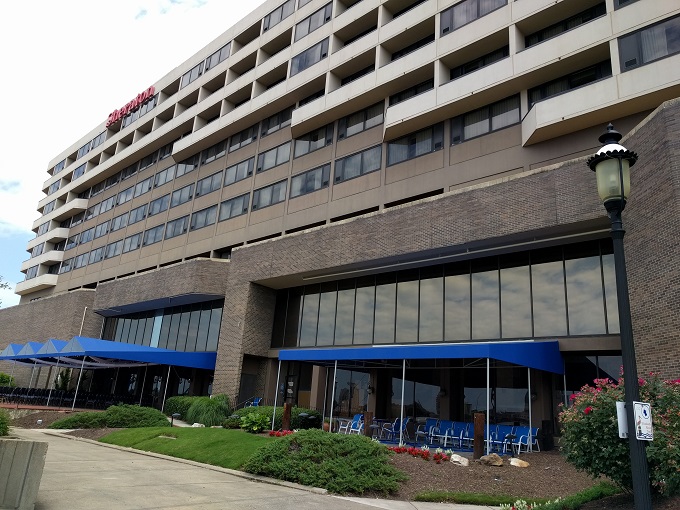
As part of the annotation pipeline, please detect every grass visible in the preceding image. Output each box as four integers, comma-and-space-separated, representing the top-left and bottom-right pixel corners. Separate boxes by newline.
100, 427, 274, 470
415, 481, 620, 508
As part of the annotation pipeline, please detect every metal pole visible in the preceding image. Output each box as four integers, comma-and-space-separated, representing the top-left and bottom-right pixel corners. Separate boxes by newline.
46, 359, 60, 407
28, 362, 36, 389
322, 367, 329, 424
161, 366, 171, 413
399, 359, 406, 446
528, 367, 533, 453
563, 361, 568, 407
72, 358, 86, 411
608, 204, 652, 509
329, 360, 338, 432
486, 358, 490, 456
271, 360, 282, 431
139, 366, 148, 406
79, 306, 88, 336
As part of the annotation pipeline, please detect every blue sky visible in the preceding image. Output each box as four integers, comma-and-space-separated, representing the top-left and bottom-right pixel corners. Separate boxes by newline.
0, 0, 267, 307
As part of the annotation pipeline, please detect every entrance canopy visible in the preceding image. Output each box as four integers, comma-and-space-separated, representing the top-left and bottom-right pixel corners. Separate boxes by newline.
0, 336, 216, 370
279, 340, 564, 374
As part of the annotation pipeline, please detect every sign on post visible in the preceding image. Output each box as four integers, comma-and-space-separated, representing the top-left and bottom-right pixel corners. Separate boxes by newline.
634, 401, 653, 441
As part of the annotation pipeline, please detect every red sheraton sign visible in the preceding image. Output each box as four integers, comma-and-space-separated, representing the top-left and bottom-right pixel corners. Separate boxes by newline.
106, 86, 155, 127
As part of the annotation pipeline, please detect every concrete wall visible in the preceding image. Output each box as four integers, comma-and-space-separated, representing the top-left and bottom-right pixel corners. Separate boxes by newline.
0, 439, 48, 510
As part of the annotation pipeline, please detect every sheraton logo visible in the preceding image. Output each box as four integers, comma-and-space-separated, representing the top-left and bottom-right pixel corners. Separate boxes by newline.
106, 86, 155, 127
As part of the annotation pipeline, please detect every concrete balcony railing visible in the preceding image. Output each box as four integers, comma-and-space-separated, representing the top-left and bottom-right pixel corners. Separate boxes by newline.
15, 274, 59, 295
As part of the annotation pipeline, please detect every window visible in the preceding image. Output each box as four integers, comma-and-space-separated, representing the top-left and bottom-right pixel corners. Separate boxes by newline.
299, 89, 324, 106
252, 180, 287, 210
48, 180, 60, 195
263, 0, 295, 32
261, 106, 293, 136
25, 265, 39, 280
129, 204, 147, 224
73, 253, 88, 269
334, 145, 382, 183
65, 234, 79, 251
290, 38, 329, 76
165, 216, 189, 239
387, 124, 443, 166
441, 0, 506, 35
53, 160, 65, 175
100, 196, 115, 214
525, 3, 606, 47
80, 227, 95, 244
155, 165, 176, 188
138, 152, 157, 171
77, 141, 91, 160
171, 184, 194, 207
290, 164, 330, 198
451, 95, 520, 144
615, 0, 639, 8
180, 61, 204, 89
117, 186, 134, 205
91, 131, 106, 150
105, 173, 121, 190
175, 155, 199, 178
94, 221, 109, 239
48, 264, 60, 275
122, 232, 142, 253
391, 34, 435, 61
389, 79, 433, 106
338, 102, 384, 139
105, 240, 123, 259
121, 162, 138, 180
143, 224, 165, 246
158, 141, 173, 160
110, 212, 129, 232
294, 125, 333, 158
228, 125, 258, 152
529, 61, 612, 106
36, 221, 50, 236
71, 212, 84, 227
43, 200, 56, 214
31, 243, 44, 258
295, 3, 332, 41
201, 140, 228, 165
219, 194, 250, 221
196, 171, 223, 197
85, 202, 101, 221
90, 180, 105, 197
190, 205, 218, 230
450, 45, 509, 80
205, 42, 231, 71
89, 247, 105, 264
224, 158, 254, 186
619, 15, 680, 71
73, 164, 86, 179
340, 65, 374, 87
148, 194, 170, 216
59, 258, 73, 274
134, 177, 153, 198
392, 0, 427, 18
257, 142, 291, 172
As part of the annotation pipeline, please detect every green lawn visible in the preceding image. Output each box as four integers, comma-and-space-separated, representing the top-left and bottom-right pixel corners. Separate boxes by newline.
100, 427, 274, 470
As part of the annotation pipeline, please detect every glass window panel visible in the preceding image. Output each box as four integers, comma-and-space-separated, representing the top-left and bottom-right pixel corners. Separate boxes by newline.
500, 254, 532, 338
175, 310, 192, 351
445, 263, 471, 341
374, 274, 396, 344
335, 280, 355, 345
602, 253, 619, 334
284, 288, 303, 347
353, 276, 375, 345
472, 258, 499, 339
464, 108, 489, 139
532, 248, 567, 336
206, 306, 223, 351
185, 309, 201, 352
300, 285, 320, 346
157, 314, 172, 350
419, 268, 443, 342
316, 282, 337, 346
396, 270, 419, 343
195, 306, 211, 352
565, 249, 607, 335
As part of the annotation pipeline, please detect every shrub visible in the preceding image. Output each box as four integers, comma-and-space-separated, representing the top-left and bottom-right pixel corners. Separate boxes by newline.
241, 412, 270, 433
0, 372, 15, 387
0, 408, 9, 436
48, 404, 169, 429
229, 406, 321, 430
186, 396, 231, 427
243, 429, 406, 494
559, 373, 680, 495
223, 416, 242, 429
164, 396, 195, 418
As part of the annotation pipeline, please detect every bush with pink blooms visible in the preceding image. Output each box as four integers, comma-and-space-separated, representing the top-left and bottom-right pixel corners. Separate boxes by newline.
559, 373, 680, 495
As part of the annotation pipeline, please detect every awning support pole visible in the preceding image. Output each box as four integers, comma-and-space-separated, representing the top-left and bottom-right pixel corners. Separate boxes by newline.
161, 365, 171, 413
563, 361, 568, 407
112, 367, 120, 395
46, 359, 60, 407
322, 367, 329, 424
28, 362, 37, 389
399, 359, 406, 446
486, 358, 490, 456
528, 367, 533, 453
271, 360, 282, 431
79, 306, 88, 336
329, 360, 338, 432
139, 366, 148, 406
72, 357, 86, 411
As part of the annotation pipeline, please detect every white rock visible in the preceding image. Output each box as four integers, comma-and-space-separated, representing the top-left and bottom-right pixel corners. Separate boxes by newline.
191, 422, 205, 427
510, 457, 530, 468
450, 454, 469, 466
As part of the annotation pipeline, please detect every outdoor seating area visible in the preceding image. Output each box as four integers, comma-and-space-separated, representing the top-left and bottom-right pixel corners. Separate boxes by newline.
333, 414, 539, 455
0, 385, 153, 409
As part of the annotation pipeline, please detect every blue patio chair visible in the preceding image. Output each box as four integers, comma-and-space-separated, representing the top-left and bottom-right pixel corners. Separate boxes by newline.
513, 426, 540, 453
382, 417, 411, 442
248, 397, 262, 407
348, 415, 365, 435
490, 424, 516, 453
431, 419, 453, 445
415, 418, 439, 444
445, 421, 469, 449
338, 413, 363, 434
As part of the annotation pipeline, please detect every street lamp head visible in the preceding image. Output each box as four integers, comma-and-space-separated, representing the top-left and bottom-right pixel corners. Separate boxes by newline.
587, 124, 638, 211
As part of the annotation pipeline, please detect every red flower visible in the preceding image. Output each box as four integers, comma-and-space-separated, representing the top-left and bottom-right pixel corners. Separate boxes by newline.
584, 406, 593, 415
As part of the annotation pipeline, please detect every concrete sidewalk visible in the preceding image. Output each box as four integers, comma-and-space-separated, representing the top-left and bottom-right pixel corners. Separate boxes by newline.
10, 428, 496, 510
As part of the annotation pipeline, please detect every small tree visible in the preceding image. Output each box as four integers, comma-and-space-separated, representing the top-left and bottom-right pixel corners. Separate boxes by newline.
0, 372, 15, 387
55, 369, 72, 390
560, 373, 680, 495
0, 275, 9, 306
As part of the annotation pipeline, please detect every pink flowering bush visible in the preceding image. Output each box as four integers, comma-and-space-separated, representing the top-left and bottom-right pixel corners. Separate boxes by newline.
559, 373, 680, 495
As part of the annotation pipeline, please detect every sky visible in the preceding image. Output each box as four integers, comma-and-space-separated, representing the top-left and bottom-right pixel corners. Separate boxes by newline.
0, 0, 268, 308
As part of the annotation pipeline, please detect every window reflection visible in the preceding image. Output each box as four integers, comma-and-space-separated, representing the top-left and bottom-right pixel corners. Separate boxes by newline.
445, 263, 471, 341
419, 267, 443, 342
317, 282, 337, 346
500, 255, 531, 338
472, 258, 499, 340
532, 247, 567, 337
300, 285, 320, 346
396, 270, 419, 343
374, 273, 396, 343
354, 276, 375, 344
335, 280, 355, 345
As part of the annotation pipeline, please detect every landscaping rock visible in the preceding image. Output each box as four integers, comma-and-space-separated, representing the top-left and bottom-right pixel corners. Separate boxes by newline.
450, 454, 469, 466
191, 423, 205, 427
479, 453, 503, 466
510, 458, 530, 468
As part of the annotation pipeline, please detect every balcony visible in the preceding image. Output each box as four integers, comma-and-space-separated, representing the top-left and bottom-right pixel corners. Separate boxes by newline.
21, 250, 65, 272
15, 274, 59, 296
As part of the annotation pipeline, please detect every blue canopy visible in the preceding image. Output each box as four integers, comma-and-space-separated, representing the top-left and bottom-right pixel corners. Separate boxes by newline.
37, 339, 68, 355
15, 342, 45, 359
0, 343, 23, 358
279, 340, 564, 374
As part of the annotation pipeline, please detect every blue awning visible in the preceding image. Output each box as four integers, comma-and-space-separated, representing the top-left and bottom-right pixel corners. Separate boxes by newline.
0, 343, 23, 358
279, 340, 564, 374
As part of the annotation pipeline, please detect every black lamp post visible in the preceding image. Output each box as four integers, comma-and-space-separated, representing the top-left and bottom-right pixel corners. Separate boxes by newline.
587, 124, 651, 510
